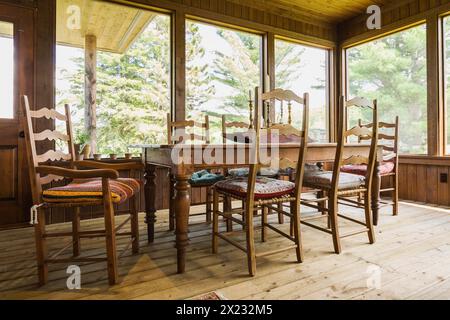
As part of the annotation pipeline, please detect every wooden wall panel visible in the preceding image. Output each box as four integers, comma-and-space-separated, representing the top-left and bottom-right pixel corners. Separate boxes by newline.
339, 0, 450, 45
119, 0, 337, 45
0, 148, 17, 200
396, 161, 450, 206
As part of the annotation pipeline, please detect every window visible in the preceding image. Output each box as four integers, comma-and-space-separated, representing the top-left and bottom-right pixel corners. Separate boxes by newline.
275, 39, 329, 142
56, 0, 171, 155
346, 24, 427, 154
444, 16, 450, 154
0, 21, 14, 119
186, 20, 262, 143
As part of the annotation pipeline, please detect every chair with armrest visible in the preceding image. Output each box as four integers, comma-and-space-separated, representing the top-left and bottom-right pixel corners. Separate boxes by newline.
22, 95, 143, 286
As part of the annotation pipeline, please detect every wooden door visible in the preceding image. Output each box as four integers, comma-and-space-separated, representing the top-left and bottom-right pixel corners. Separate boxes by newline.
0, 4, 34, 228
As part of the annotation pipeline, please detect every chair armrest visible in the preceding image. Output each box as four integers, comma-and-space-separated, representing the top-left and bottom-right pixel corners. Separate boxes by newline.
73, 160, 145, 171
37, 165, 119, 180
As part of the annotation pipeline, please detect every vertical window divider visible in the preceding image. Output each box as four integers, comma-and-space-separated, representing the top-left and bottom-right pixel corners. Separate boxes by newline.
427, 13, 444, 156
173, 9, 186, 122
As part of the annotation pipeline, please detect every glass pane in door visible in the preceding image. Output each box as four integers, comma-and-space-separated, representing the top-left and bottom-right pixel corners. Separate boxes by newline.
0, 21, 14, 119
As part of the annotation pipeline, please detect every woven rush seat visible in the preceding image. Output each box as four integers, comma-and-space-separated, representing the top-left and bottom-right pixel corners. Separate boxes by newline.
303, 171, 365, 191
189, 170, 224, 186
341, 162, 395, 176
215, 176, 295, 200
42, 178, 140, 204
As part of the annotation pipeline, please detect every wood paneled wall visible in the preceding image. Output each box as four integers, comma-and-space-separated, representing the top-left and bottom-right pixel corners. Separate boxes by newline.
121, 0, 337, 45
397, 160, 450, 206
339, 0, 450, 44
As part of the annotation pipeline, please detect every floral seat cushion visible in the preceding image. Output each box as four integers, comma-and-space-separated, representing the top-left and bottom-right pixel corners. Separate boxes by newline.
228, 168, 279, 178
341, 162, 395, 176
303, 171, 365, 190
215, 176, 295, 199
42, 178, 140, 204
189, 170, 224, 186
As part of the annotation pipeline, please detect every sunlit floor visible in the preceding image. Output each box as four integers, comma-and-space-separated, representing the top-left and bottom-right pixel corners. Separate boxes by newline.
0, 201, 450, 300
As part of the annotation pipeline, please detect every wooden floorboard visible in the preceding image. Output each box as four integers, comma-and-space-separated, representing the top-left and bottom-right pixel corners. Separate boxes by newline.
0, 202, 449, 300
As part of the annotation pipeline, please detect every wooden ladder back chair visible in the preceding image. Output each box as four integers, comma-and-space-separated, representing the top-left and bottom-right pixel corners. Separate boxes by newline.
166, 113, 223, 231
167, 113, 210, 145
343, 117, 399, 220
22, 95, 143, 286
302, 96, 378, 254
212, 87, 309, 276
221, 115, 250, 144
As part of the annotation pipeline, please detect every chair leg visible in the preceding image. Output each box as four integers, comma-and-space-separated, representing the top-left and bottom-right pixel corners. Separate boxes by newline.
328, 197, 341, 254
35, 208, 48, 286
277, 203, 284, 224
290, 218, 294, 237
72, 207, 81, 257
225, 196, 233, 232
206, 187, 212, 224
103, 179, 118, 285
261, 206, 268, 242
364, 191, 376, 244
245, 202, 256, 277
318, 191, 325, 215
169, 174, 175, 231
291, 200, 304, 263
357, 192, 363, 203
130, 195, 139, 254
212, 189, 219, 254
393, 174, 399, 216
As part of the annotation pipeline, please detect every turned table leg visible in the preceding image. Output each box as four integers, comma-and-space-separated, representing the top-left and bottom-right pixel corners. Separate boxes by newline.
174, 174, 191, 274
371, 163, 381, 226
145, 164, 157, 243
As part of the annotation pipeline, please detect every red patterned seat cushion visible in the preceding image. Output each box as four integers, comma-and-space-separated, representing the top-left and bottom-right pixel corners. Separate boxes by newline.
215, 177, 295, 199
42, 178, 140, 204
341, 162, 395, 176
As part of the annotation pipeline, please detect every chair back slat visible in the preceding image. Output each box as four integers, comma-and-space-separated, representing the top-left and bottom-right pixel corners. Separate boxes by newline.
34, 129, 70, 142
379, 133, 395, 140
29, 108, 67, 121
266, 123, 304, 138
223, 120, 249, 129
346, 97, 372, 108
383, 145, 395, 152
36, 150, 72, 163
221, 115, 250, 144
261, 88, 304, 105
345, 126, 373, 139
39, 174, 65, 186
22, 95, 76, 203
167, 113, 210, 144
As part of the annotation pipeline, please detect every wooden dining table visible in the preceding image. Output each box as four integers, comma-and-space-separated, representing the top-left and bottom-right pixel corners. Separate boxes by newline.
138, 143, 383, 274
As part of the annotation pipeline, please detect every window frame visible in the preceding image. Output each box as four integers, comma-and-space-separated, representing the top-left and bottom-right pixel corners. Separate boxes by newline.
273, 36, 332, 142
343, 22, 429, 156
184, 16, 265, 132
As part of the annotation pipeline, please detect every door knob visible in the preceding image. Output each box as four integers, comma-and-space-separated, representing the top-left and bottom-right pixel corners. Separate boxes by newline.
19, 131, 25, 138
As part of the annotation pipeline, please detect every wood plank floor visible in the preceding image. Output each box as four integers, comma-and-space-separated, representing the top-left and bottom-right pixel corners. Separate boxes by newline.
0, 201, 449, 300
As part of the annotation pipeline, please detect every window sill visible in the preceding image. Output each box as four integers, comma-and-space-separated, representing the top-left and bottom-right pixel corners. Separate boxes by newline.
399, 155, 450, 166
